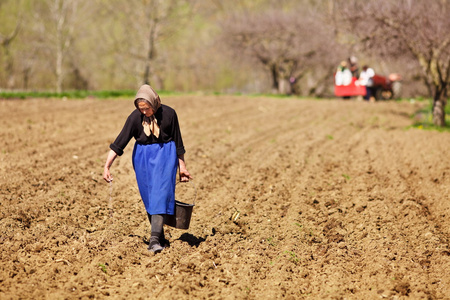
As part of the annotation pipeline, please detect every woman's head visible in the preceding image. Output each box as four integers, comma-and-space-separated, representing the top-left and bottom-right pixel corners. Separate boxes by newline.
134, 84, 161, 116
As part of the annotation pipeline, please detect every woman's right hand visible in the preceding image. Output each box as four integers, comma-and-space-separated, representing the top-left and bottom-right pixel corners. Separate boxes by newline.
103, 150, 118, 183
103, 167, 113, 183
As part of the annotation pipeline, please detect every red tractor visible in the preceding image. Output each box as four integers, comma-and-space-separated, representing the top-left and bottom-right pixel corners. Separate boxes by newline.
334, 73, 402, 100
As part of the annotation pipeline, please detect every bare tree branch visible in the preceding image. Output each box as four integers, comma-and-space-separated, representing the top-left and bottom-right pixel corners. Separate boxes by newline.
337, 0, 450, 126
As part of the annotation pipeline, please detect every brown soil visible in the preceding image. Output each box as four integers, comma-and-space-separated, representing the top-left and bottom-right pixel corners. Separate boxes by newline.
1, 96, 449, 299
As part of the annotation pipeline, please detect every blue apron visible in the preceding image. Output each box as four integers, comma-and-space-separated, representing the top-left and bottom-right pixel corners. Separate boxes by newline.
132, 141, 178, 215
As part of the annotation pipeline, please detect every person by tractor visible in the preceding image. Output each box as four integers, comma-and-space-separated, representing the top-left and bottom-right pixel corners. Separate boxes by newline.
335, 61, 352, 86
348, 56, 360, 78
358, 65, 375, 101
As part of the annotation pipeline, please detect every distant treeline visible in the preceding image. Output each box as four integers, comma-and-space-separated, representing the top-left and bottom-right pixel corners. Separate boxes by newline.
0, 90, 137, 100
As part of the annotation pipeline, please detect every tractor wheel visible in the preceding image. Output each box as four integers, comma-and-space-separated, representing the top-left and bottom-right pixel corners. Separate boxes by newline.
374, 88, 384, 100
375, 86, 394, 100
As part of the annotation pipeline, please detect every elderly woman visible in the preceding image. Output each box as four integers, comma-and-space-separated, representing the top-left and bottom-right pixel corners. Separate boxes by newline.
103, 84, 192, 253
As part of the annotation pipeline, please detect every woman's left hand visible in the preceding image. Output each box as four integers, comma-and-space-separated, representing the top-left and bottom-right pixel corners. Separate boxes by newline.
179, 168, 193, 182
178, 154, 192, 182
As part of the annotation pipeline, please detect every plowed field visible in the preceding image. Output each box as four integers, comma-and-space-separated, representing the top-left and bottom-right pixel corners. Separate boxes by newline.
1, 96, 449, 299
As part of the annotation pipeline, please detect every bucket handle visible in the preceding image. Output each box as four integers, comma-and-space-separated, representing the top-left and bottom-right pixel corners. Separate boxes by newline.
175, 180, 197, 205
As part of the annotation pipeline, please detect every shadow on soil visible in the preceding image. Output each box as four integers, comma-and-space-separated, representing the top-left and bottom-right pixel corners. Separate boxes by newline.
178, 233, 206, 247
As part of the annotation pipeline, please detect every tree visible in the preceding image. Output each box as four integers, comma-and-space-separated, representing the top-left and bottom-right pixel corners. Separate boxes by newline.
221, 4, 344, 95
337, 0, 450, 126
0, 21, 20, 89
104, 0, 194, 88
0, 0, 22, 89
31, 0, 84, 92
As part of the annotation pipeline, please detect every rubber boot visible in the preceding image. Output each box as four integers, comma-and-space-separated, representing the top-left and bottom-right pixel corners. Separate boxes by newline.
148, 213, 169, 247
148, 236, 164, 253
148, 214, 165, 253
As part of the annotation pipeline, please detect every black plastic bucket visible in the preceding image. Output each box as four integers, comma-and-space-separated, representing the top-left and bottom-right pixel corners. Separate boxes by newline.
165, 181, 196, 230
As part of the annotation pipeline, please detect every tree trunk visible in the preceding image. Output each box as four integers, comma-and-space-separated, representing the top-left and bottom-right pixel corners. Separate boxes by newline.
143, 28, 154, 85
0, 20, 20, 90
56, 43, 63, 93
270, 64, 279, 93
143, 64, 150, 85
23, 66, 31, 90
278, 78, 291, 95
143, 5, 158, 85
143, 29, 156, 85
4, 45, 15, 89
433, 95, 446, 127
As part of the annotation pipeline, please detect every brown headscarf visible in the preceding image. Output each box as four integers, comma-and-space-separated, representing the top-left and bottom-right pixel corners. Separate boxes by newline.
134, 84, 161, 138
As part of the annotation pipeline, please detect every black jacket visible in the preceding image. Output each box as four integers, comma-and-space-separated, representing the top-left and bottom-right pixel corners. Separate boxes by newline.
110, 104, 185, 156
